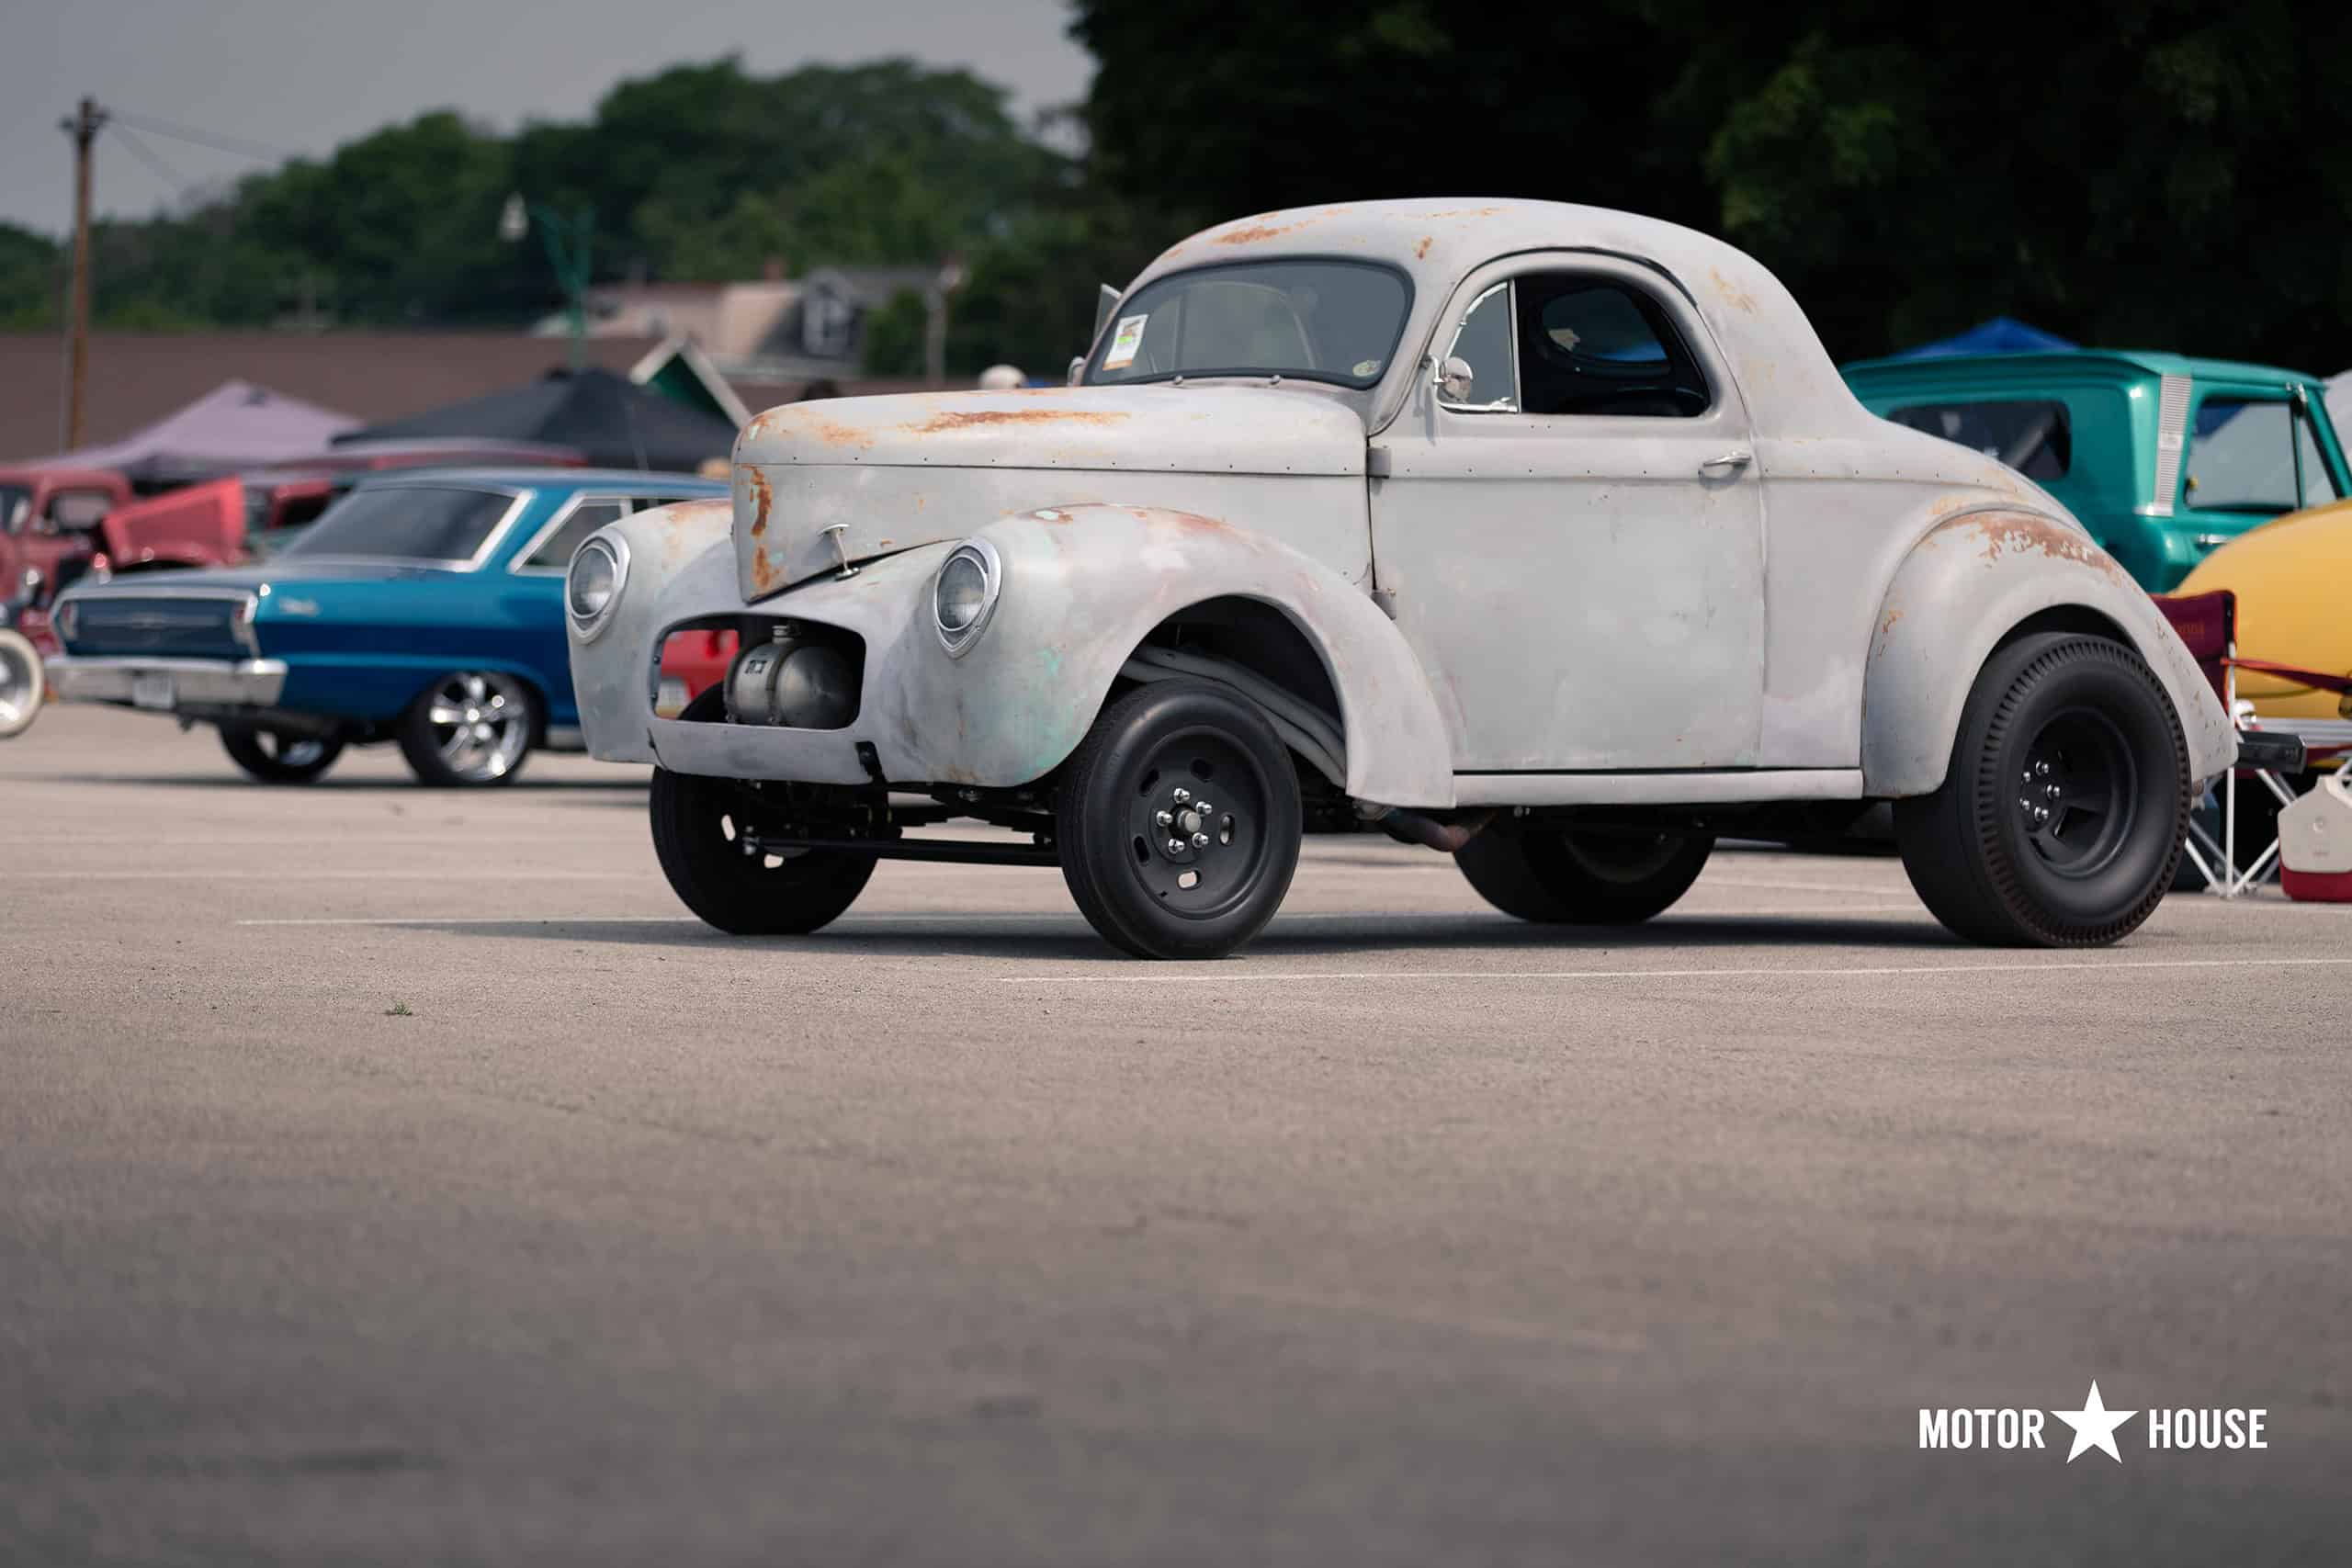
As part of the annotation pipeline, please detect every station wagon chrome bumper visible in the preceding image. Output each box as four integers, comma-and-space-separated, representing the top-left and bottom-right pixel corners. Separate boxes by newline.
44, 655, 288, 709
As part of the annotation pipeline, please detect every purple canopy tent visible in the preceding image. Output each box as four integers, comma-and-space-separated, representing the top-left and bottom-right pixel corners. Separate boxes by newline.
17, 380, 357, 488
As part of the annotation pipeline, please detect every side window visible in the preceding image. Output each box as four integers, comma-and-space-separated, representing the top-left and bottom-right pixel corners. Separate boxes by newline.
1514, 275, 1709, 418
1437, 282, 1518, 412
2186, 399, 2301, 513
1887, 400, 2072, 479
524, 497, 629, 570
49, 490, 114, 529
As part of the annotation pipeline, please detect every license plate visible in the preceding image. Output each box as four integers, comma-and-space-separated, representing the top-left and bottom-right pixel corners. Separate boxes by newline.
130, 672, 175, 711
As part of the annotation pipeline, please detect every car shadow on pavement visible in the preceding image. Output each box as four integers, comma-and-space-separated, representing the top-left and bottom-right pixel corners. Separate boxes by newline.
408, 909, 1958, 960
45, 773, 646, 794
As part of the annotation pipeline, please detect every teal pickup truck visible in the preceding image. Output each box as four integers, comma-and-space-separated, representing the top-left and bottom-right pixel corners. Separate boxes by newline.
1844, 350, 2351, 591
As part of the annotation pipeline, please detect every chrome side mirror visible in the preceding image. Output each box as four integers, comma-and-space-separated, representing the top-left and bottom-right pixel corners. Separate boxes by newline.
1437, 355, 1476, 402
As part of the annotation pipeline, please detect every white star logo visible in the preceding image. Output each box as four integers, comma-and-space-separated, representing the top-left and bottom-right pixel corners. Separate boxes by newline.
2052, 1381, 2136, 1463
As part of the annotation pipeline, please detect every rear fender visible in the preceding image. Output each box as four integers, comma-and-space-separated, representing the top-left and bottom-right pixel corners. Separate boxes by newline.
1862, 508, 2234, 795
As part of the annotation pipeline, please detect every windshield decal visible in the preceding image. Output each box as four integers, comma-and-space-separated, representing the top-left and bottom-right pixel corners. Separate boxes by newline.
1103, 313, 1149, 369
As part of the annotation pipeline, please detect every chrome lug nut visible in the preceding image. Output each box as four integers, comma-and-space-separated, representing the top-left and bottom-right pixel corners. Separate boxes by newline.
1155, 808, 1174, 828
1192, 831, 1210, 849
1171, 787, 1191, 804
1166, 837, 1185, 855
1193, 801, 1213, 817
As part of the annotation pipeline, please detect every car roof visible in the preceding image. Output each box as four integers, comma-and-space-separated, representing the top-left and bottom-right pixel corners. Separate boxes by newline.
1842, 348, 2328, 388
351, 468, 729, 491
1128, 197, 1871, 443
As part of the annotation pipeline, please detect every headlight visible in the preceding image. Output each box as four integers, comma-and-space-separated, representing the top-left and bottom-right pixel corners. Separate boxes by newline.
568, 535, 628, 638
52, 597, 77, 643
933, 539, 1001, 657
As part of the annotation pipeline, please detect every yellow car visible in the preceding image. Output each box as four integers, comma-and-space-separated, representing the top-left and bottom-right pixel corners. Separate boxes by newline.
2177, 495, 2352, 728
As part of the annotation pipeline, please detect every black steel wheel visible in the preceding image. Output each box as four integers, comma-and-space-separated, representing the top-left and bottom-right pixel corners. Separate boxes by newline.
1896, 633, 2188, 945
219, 725, 345, 784
1455, 824, 1713, 923
1057, 680, 1303, 959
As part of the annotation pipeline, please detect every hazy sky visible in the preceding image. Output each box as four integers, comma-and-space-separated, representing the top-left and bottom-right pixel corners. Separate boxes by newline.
0, 0, 1095, 236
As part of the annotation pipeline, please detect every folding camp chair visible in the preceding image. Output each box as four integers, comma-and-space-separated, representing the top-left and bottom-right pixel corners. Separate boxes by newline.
2154, 590, 2344, 896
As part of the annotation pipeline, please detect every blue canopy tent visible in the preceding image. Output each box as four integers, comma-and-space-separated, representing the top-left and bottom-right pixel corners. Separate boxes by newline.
1892, 318, 2077, 358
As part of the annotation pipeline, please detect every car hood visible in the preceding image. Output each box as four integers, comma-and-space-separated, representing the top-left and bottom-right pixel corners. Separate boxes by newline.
730, 384, 1366, 599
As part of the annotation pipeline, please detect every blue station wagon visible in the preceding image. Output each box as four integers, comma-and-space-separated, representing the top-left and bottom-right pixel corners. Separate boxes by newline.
45, 469, 728, 785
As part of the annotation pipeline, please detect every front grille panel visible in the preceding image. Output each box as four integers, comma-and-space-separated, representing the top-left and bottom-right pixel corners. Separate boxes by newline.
68, 596, 247, 659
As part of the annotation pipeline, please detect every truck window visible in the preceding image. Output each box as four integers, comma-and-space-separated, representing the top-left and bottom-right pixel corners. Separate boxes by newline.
1886, 400, 2071, 479
49, 490, 115, 529
2187, 399, 2307, 513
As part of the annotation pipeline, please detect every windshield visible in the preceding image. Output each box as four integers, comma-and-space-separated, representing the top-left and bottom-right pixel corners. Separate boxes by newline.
1085, 260, 1411, 389
277, 485, 517, 563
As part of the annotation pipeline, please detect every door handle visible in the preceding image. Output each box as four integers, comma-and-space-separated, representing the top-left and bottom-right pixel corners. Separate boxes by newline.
1699, 449, 1753, 476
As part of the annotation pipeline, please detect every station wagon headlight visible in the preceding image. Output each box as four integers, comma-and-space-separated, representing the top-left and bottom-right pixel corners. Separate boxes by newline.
568, 534, 628, 638
933, 539, 1001, 657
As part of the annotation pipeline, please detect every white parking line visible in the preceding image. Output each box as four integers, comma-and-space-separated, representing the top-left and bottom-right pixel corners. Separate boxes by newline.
234, 903, 1923, 929
27, 870, 648, 881
1000, 955, 2352, 985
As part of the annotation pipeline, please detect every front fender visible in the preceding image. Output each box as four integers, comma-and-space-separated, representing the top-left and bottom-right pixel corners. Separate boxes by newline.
1861, 509, 2234, 795
926, 505, 1452, 802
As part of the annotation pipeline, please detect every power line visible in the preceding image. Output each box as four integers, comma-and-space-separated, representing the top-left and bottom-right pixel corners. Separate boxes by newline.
106, 108, 294, 164
106, 122, 193, 198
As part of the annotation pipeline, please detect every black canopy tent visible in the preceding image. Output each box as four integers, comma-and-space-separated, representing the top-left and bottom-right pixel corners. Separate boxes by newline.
332, 367, 738, 472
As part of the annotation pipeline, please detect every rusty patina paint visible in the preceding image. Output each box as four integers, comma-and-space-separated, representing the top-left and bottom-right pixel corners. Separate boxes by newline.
1413, 235, 1434, 259
904, 409, 1134, 434
1956, 511, 2128, 582
749, 543, 777, 596
1213, 219, 1305, 246
1708, 267, 1758, 314
744, 468, 774, 537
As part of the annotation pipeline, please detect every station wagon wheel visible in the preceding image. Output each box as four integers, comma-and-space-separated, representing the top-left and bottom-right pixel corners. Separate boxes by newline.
1455, 823, 1714, 924
1896, 633, 2188, 946
395, 671, 537, 787
0, 627, 43, 739
219, 725, 345, 784
1057, 679, 1303, 960
648, 690, 876, 935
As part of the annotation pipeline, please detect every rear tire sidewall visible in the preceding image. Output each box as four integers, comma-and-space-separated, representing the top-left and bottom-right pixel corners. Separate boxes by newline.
1456, 825, 1713, 924
1057, 681, 1303, 960
1898, 634, 2188, 945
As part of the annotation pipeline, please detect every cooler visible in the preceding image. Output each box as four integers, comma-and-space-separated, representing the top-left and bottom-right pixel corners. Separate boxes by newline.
2278, 770, 2352, 903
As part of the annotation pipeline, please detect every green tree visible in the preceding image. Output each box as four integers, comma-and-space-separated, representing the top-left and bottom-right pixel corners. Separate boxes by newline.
1069, 0, 2352, 367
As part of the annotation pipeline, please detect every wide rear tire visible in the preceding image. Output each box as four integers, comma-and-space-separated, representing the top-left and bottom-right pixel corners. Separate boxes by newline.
1455, 825, 1713, 923
1895, 633, 2188, 945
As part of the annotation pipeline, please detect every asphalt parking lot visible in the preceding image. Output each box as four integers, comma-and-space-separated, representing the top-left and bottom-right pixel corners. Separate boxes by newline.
6, 705, 2349, 1565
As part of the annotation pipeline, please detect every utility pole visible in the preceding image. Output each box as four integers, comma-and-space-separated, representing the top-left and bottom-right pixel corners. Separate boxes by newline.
59, 96, 107, 449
